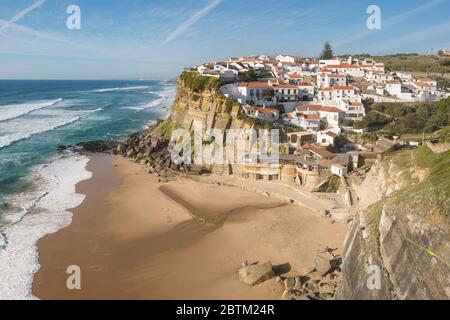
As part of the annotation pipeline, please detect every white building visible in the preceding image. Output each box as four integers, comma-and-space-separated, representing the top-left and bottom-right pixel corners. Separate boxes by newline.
317, 73, 347, 89
337, 99, 366, 120
317, 131, 338, 146
319, 59, 341, 69
385, 81, 414, 100
319, 106, 346, 128
276, 54, 298, 64
237, 81, 272, 105
272, 83, 299, 102
255, 108, 279, 122
331, 164, 348, 177
318, 86, 357, 101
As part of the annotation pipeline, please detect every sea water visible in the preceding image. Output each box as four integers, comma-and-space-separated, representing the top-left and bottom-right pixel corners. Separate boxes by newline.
0, 80, 175, 299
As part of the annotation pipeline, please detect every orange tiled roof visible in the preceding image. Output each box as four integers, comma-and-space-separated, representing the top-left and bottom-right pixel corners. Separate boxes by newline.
325, 131, 338, 138
297, 105, 323, 112
238, 81, 269, 88
321, 106, 345, 113
257, 108, 278, 114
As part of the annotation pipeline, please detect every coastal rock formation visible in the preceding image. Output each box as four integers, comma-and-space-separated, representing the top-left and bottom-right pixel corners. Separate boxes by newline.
280, 257, 343, 300
58, 140, 120, 154
337, 147, 450, 300
238, 262, 275, 287
314, 255, 332, 276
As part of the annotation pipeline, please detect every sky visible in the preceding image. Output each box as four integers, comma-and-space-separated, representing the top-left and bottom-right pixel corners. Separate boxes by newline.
0, 0, 450, 80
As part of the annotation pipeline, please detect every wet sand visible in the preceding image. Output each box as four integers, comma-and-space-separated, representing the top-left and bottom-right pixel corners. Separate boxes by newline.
33, 155, 347, 300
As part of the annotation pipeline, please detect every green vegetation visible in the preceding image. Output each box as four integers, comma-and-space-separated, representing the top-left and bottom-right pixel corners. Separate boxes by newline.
366, 200, 385, 242
353, 110, 391, 129
154, 117, 179, 140
180, 71, 220, 93
435, 76, 450, 91
320, 41, 334, 60
315, 175, 341, 193
374, 98, 450, 134
355, 54, 450, 75
225, 97, 240, 114
366, 146, 450, 242
241, 69, 273, 81
435, 127, 450, 143
348, 98, 450, 135
377, 146, 449, 230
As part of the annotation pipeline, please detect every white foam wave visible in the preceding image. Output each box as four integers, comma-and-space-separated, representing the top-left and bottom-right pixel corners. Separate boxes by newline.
87, 107, 103, 113
0, 154, 92, 300
0, 99, 63, 123
138, 97, 167, 111
92, 86, 149, 93
0, 116, 81, 149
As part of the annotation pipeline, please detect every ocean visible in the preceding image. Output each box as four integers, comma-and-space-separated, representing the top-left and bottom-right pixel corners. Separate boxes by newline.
0, 80, 175, 299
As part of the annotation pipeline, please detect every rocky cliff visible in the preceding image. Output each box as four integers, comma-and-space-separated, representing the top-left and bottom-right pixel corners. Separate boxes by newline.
337, 146, 450, 299
117, 72, 281, 175
117, 72, 450, 300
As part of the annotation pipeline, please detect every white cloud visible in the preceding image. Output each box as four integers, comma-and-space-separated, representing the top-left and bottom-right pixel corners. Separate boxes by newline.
160, 0, 223, 46
0, 0, 46, 33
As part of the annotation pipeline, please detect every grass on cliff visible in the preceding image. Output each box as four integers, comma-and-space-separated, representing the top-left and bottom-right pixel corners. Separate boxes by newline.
315, 175, 341, 193
180, 71, 221, 93
367, 146, 450, 242
154, 117, 181, 140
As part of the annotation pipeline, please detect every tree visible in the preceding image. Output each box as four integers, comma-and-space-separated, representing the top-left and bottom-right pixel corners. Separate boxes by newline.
262, 88, 275, 102
243, 69, 258, 82
320, 41, 334, 60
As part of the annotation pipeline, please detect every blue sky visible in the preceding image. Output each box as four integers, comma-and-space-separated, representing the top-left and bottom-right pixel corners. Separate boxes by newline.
1, 0, 450, 80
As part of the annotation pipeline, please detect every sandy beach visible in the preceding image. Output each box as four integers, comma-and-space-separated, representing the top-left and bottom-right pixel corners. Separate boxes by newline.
33, 155, 347, 300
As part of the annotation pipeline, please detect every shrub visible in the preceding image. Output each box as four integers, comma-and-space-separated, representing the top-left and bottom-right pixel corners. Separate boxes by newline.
180, 71, 220, 93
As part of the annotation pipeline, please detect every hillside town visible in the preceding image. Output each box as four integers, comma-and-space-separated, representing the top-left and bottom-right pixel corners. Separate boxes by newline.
181, 47, 450, 198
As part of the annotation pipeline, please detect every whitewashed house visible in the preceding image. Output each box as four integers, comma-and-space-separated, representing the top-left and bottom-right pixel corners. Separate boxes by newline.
337, 99, 366, 119
255, 108, 279, 122
385, 81, 414, 100
319, 59, 341, 69
318, 86, 357, 101
331, 164, 348, 177
317, 131, 338, 146
317, 73, 347, 89
319, 106, 346, 128
237, 81, 272, 105
276, 54, 297, 64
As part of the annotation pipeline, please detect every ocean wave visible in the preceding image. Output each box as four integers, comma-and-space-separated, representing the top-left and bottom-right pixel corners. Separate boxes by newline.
0, 116, 81, 150
0, 154, 92, 300
138, 96, 167, 111
0, 99, 63, 123
92, 86, 149, 93
87, 107, 103, 113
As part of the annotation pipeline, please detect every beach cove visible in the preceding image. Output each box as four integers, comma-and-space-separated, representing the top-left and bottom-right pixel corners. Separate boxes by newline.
32, 154, 347, 300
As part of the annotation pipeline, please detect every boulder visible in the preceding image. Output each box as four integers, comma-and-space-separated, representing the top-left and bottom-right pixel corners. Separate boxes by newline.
238, 262, 274, 287
315, 255, 332, 276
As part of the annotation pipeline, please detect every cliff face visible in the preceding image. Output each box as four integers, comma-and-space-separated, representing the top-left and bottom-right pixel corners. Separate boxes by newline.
167, 73, 251, 135
337, 147, 450, 300
118, 73, 254, 177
